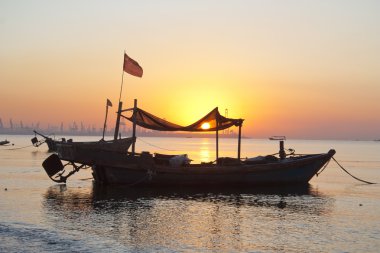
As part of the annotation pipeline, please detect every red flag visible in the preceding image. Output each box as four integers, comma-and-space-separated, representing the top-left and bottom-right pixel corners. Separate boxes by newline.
123, 53, 143, 77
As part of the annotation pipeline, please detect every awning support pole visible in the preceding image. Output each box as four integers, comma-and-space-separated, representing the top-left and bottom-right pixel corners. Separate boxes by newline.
113, 101, 123, 140
237, 123, 242, 160
132, 99, 137, 155
216, 110, 219, 164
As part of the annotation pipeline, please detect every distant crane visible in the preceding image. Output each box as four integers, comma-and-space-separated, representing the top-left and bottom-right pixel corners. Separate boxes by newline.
71, 121, 78, 131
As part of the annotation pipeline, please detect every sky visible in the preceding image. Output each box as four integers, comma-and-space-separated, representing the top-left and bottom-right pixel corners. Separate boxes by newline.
1, 0, 379, 140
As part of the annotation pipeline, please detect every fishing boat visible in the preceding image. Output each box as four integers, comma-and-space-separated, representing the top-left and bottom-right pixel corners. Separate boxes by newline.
0, 139, 10, 146
86, 150, 335, 186
42, 99, 336, 186
55, 137, 135, 164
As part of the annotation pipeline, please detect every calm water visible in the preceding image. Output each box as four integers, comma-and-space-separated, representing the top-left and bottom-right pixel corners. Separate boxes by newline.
1, 135, 380, 252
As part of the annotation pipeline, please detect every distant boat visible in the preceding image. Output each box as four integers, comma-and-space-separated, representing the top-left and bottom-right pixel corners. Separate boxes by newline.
269, 136, 286, 141
0, 139, 10, 146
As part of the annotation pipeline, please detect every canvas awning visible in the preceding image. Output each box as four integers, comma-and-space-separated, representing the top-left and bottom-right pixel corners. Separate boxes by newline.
122, 107, 243, 132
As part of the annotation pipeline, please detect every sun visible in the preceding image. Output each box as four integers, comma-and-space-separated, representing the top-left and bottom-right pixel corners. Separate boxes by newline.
201, 122, 211, 130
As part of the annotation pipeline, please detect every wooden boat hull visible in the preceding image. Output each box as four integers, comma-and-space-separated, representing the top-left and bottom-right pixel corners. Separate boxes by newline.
45, 138, 59, 152
91, 149, 335, 186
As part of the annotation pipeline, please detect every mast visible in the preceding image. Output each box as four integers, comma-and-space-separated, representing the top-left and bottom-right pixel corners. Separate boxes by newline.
113, 101, 122, 140
131, 99, 137, 155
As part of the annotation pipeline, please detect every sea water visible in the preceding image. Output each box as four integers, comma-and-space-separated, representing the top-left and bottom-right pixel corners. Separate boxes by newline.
1, 135, 380, 252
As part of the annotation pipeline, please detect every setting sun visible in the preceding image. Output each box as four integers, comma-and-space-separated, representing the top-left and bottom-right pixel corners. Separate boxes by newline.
201, 122, 211, 130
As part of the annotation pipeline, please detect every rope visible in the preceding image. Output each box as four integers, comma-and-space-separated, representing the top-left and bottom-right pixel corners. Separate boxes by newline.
316, 159, 330, 177
137, 137, 178, 151
2, 144, 34, 150
332, 157, 376, 184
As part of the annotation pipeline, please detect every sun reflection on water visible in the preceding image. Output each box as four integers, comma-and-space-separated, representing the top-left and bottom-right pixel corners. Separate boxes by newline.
199, 139, 212, 162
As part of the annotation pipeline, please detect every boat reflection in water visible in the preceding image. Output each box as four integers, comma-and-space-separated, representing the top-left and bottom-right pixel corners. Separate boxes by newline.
43, 184, 333, 252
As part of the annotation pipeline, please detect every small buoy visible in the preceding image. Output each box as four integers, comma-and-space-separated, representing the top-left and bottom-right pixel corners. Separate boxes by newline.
4, 188, 7, 191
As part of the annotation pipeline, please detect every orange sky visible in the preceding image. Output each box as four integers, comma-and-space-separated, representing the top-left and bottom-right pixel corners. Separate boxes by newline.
1, 1, 379, 139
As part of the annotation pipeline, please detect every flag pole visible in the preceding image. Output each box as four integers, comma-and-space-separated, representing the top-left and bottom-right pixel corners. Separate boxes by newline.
114, 51, 125, 140
118, 50, 126, 103
114, 51, 142, 140
216, 108, 219, 164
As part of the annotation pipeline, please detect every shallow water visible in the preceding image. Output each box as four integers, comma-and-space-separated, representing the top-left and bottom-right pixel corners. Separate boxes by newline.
1, 135, 380, 252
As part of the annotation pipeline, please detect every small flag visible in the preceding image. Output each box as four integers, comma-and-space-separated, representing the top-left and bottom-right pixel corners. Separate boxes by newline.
107, 99, 112, 107
123, 53, 143, 77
